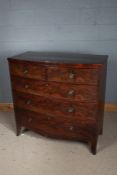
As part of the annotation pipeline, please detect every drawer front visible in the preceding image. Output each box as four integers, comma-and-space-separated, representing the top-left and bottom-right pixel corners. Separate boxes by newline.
13, 92, 98, 120
15, 108, 97, 140
9, 61, 46, 80
48, 67, 99, 84
12, 77, 98, 102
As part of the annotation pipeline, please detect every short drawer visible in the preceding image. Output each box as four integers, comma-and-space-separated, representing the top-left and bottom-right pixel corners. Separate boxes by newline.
48, 67, 99, 85
13, 92, 98, 121
12, 77, 98, 102
15, 108, 97, 140
9, 61, 46, 80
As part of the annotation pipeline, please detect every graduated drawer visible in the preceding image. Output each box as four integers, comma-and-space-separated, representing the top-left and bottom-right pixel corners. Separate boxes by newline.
13, 91, 98, 120
15, 108, 97, 140
12, 77, 98, 102
9, 61, 46, 80
48, 67, 99, 85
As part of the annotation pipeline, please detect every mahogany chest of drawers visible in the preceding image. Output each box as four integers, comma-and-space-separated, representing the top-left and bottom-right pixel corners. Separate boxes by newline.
8, 52, 108, 154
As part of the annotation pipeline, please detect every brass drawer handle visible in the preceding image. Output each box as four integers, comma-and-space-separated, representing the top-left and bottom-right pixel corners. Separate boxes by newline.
26, 100, 32, 105
28, 117, 32, 122
69, 72, 75, 79
69, 126, 74, 131
23, 69, 28, 74
68, 106, 75, 113
24, 84, 29, 89
68, 89, 75, 97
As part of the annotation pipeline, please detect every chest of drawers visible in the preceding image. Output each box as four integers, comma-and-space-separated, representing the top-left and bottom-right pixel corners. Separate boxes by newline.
8, 52, 108, 154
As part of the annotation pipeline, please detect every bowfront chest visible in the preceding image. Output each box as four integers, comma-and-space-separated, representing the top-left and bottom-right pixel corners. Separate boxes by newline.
8, 52, 108, 154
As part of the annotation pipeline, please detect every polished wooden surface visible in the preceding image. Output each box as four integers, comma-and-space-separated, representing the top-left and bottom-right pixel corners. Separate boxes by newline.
13, 91, 98, 121
48, 67, 99, 84
1, 103, 117, 112
8, 51, 107, 64
9, 61, 46, 80
11, 76, 98, 102
8, 52, 108, 155
15, 108, 97, 141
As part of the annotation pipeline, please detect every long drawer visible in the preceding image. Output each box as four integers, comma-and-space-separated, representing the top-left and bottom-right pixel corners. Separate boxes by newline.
13, 91, 98, 121
15, 108, 97, 140
11, 77, 98, 102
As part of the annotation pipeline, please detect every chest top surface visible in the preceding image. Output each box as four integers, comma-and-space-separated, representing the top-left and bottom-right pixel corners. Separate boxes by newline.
8, 52, 108, 65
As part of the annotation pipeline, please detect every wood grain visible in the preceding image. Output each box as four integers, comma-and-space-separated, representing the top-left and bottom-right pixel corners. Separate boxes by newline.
1, 103, 116, 112
48, 67, 99, 85
11, 76, 98, 102
13, 91, 98, 121
8, 52, 108, 154
9, 61, 46, 80
15, 108, 97, 141
0, 103, 13, 111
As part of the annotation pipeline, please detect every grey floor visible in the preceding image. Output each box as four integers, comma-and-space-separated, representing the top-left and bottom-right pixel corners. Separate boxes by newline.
0, 111, 117, 175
